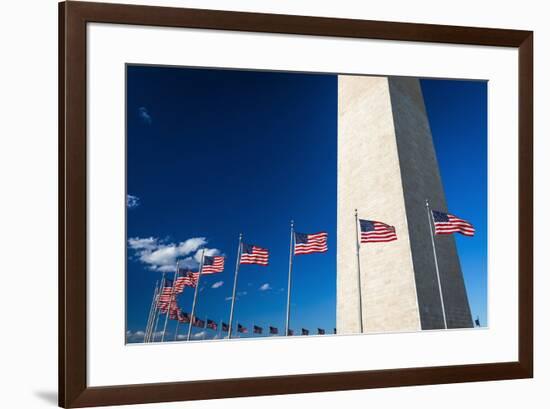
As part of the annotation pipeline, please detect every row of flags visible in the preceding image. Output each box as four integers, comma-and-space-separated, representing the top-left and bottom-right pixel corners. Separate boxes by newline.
160, 310, 333, 337
144, 206, 475, 342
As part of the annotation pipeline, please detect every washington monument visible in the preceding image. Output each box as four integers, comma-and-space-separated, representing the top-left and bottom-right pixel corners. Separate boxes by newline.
337, 75, 473, 334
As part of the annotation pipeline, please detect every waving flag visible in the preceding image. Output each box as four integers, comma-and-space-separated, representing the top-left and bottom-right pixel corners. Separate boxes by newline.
202, 256, 225, 274
432, 210, 475, 236
240, 243, 269, 266
317, 328, 325, 335
237, 324, 248, 334
174, 276, 195, 293
157, 279, 175, 310
269, 326, 278, 335
287, 329, 294, 336
169, 306, 179, 320
206, 319, 218, 330
294, 231, 328, 255
222, 322, 229, 332
359, 219, 397, 243
301, 328, 309, 336
253, 325, 263, 334
188, 272, 200, 284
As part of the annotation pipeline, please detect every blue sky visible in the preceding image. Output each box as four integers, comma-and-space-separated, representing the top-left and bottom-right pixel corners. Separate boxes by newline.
126, 66, 487, 343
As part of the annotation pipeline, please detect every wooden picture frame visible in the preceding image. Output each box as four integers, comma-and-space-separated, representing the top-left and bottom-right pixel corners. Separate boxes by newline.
59, 1, 533, 407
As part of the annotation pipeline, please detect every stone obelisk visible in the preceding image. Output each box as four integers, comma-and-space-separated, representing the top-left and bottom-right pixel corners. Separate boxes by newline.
336, 76, 473, 334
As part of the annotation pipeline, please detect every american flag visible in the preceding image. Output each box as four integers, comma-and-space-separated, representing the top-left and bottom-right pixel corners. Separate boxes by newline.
177, 310, 190, 323
240, 243, 269, 266
188, 272, 200, 285
157, 279, 175, 310
269, 326, 278, 335
193, 317, 205, 328
174, 276, 194, 293
301, 328, 309, 336
169, 306, 179, 320
432, 210, 475, 236
206, 319, 218, 330
359, 219, 397, 243
222, 322, 229, 332
237, 324, 248, 334
202, 256, 225, 274
253, 325, 263, 334
287, 329, 294, 336
294, 231, 328, 255
317, 328, 325, 335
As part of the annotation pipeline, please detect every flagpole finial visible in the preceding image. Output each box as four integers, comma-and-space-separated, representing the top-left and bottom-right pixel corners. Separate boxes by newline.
425, 199, 430, 208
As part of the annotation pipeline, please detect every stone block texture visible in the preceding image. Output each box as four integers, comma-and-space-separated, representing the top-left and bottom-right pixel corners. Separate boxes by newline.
337, 75, 473, 334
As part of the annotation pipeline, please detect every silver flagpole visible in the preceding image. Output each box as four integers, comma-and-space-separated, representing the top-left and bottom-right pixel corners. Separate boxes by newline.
187, 250, 206, 341
161, 261, 179, 342
173, 319, 180, 341
144, 280, 159, 342
426, 199, 448, 329
285, 220, 294, 336
354, 209, 364, 333
228, 234, 243, 339
150, 272, 166, 342
143, 281, 156, 342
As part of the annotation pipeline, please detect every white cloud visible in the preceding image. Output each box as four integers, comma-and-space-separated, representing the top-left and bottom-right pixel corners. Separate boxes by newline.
259, 283, 271, 291
193, 247, 221, 262
138, 106, 152, 124
127, 194, 140, 208
126, 330, 146, 342
128, 237, 158, 250
128, 236, 221, 272
225, 291, 248, 301
211, 281, 224, 289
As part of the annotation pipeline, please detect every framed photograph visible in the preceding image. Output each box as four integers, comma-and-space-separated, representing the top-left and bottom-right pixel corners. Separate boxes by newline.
59, 1, 533, 407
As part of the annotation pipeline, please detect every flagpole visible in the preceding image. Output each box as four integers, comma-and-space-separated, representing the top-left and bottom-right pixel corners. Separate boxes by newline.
161, 261, 179, 342
187, 250, 206, 341
354, 209, 364, 333
143, 281, 156, 342
173, 318, 180, 341
172, 269, 186, 341
426, 199, 448, 329
228, 234, 242, 339
144, 280, 159, 343
285, 220, 294, 336
150, 272, 166, 342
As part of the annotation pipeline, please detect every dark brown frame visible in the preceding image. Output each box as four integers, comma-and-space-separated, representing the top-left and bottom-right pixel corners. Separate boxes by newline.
59, 1, 533, 407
